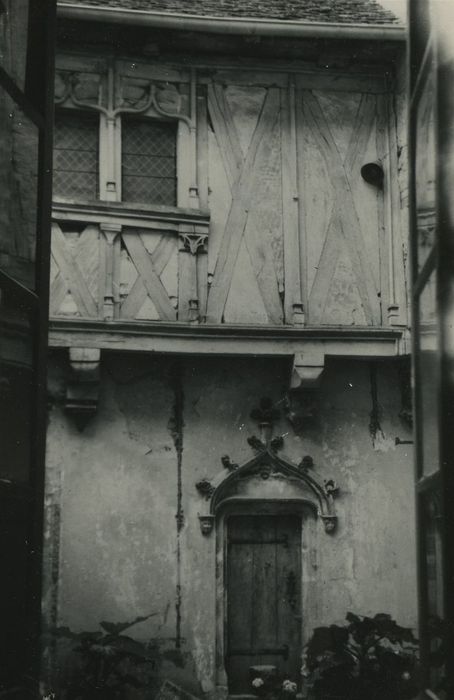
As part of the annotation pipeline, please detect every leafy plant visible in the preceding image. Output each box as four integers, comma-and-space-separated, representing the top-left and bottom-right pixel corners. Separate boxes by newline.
301, 612, 419, 700
49, 613, 159, 699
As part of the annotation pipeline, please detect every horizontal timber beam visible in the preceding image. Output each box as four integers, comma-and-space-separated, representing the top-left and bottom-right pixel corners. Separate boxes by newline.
49, 319, 408, 358
53, 201, 210, 233
57, 4, 406, 42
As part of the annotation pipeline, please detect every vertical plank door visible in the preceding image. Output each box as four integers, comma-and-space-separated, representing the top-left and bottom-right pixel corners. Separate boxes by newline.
226, 515, 302, 694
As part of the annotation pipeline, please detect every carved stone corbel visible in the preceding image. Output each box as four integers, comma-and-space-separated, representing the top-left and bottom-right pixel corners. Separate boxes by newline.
321, 515, 337, 533
178, 224, 208, 255
286, 352, 325, 429
65, 347, 101, 431
198, 514, 215, 536
290, 351, 325, 390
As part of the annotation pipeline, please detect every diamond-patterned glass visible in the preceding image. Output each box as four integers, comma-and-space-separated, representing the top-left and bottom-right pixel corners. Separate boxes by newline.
53, 111, 99, 200
122, 154, 175, 179
122, 119, 176, 205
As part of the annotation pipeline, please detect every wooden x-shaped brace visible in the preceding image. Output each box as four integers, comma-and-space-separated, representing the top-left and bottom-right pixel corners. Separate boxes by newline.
303, 91, 382, 325
206, 85, 283, 324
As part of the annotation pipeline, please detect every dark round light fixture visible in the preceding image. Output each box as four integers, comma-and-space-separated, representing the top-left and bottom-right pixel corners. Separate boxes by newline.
361, 161, 384, 189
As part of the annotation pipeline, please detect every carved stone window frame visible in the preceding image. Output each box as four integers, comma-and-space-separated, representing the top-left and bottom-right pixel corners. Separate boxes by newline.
54, 54, 199, 210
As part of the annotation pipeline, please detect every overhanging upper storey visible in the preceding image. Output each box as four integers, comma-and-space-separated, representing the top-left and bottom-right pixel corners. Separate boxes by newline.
49, 3, 409, 365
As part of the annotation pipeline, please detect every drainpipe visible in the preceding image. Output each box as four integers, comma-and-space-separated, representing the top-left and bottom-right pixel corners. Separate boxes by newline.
57, 3, 406, 41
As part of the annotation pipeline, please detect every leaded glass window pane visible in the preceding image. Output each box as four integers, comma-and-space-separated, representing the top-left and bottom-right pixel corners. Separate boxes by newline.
122, 118, 176, 206
53, 110, 99, 200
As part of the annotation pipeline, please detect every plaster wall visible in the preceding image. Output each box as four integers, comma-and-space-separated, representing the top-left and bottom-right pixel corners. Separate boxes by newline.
44, 353, 417, 696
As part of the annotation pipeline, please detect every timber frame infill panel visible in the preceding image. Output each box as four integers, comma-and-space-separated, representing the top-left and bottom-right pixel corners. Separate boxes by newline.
204, 75, 405, 327
50, 202, 209, 322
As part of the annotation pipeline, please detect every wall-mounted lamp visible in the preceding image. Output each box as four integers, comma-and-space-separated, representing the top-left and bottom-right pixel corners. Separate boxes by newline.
361, 161, 384, 189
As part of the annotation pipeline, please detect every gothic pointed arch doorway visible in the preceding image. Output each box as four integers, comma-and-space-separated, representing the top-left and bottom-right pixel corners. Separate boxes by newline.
214, 500, 318, 699
226, 510, 302, 694
195, 406, 340, 699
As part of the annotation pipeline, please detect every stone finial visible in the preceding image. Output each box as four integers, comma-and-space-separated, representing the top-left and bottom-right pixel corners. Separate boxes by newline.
195, 479, 215, 499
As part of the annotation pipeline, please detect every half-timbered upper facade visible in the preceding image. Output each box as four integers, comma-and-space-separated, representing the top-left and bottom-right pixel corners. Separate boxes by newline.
49, 0, 407, 390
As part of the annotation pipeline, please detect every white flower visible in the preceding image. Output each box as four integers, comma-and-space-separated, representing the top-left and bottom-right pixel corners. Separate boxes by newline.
282, 680, 297, 693
402, 671, 411, 681
252, 678, 265, 688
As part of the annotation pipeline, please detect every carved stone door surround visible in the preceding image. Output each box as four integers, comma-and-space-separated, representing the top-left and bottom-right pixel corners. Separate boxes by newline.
194, 397, 340, 700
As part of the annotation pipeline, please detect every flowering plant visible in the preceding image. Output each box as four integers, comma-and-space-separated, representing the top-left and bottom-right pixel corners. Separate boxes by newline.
301, 612, 419, 700
282, 680, 297, 693
251, 675, 298, 700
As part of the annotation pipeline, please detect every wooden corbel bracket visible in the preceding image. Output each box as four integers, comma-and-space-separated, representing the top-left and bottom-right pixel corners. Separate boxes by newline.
65, 347, 101, 431
178, 223, 208, 255
290, 351, 325, 391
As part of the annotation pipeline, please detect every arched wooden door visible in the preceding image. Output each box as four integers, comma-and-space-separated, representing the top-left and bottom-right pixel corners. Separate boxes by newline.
226, 514, 302, 694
